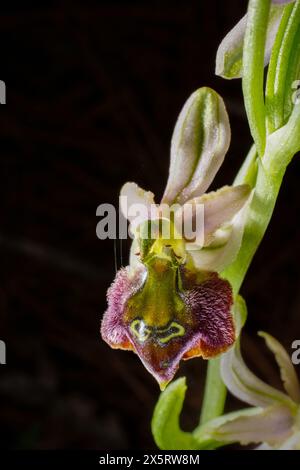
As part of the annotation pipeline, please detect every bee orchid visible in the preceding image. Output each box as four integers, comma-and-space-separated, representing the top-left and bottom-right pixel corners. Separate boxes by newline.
101, 87, 252, 389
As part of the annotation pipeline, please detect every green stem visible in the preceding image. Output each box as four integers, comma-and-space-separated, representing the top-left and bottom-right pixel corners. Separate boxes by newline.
242, 0, 271, 157
200, 357, 227, 425
223, 165, 283, 296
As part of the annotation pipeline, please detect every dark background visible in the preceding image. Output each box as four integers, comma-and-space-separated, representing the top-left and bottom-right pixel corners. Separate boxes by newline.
0, 0, 300, 450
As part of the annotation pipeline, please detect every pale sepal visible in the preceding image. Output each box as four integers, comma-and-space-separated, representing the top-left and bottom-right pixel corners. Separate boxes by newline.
186, 190, 253, 272
221, 342, 295, 408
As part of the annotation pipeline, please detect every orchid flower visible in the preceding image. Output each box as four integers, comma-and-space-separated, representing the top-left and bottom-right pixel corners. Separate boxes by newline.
101, 87, 251, 389
216, 0, 295, 80
98, 0, 300, 451
196, 333, 300, 449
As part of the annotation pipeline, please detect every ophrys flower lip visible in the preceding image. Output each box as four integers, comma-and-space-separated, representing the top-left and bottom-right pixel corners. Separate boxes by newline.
101, 255, 235, 389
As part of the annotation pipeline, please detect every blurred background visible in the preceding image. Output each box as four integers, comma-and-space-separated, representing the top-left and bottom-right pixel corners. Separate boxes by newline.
1, 0, 300, 450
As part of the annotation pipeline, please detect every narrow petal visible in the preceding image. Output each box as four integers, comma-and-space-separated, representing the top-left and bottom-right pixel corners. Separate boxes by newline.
161, 88, 230, 205
216, 5, 285, 79
175, 185, 251, 246
203, 405, 293, 446
259, 332, 300, 403
120, 182, 156, 224
221, 341, 294, 408
187, 190, 253, 272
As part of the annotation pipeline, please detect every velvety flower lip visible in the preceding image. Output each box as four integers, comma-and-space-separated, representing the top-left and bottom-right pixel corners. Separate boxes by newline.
101, 257, 234, 389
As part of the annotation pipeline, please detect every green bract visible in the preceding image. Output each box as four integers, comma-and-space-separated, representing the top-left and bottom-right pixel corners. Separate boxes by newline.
215, 1, 295, 81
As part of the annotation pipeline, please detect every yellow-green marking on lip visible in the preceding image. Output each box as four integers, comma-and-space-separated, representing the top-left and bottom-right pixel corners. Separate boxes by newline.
130, 319, 185, 345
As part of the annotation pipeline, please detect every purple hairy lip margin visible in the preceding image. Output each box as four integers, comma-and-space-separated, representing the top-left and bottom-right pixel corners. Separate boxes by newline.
101, 265, 235, 387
